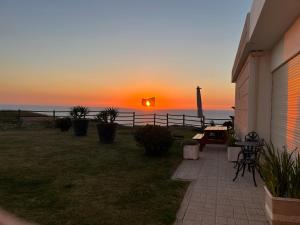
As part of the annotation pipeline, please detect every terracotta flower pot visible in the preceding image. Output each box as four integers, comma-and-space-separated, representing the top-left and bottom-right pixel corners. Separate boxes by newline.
265, 186, 300, 225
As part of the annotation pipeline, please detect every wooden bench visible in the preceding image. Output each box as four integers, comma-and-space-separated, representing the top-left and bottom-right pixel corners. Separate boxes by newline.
192, 133, 205, 151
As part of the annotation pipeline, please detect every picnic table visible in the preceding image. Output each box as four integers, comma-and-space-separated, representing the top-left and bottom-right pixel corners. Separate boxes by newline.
193, 126, 228, 151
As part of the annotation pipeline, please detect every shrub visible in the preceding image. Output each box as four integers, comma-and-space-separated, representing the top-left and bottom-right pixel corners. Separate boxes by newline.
56, 117, 72, 131
223, 120, 233, 129
260, 143, 300, 198
227, 129, 239, 146
70, 106, 89, 120
95, 108, 119, 124
134, 125, 173, 156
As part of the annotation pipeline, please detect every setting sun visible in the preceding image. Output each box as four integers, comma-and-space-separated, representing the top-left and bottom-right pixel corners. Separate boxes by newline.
141, 97, 155, 108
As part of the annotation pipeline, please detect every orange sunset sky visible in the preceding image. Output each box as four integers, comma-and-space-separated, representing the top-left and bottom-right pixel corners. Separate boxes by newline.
0, 1, 251, 110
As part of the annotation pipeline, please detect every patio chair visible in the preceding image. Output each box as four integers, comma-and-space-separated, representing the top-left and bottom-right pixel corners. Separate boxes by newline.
233, 132, 264, 186
234, 131, 260, 168
245, 131, 260, 142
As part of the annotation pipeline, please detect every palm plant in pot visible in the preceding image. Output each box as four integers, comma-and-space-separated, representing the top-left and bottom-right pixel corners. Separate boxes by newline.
70, 106, 89, 136
260, 143, 300, 225
95, 108, 118, 143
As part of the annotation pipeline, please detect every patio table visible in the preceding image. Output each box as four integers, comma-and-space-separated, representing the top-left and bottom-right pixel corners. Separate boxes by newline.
192, 126, 228, 151
204, 126, 228, 144
235, 141, 261, 147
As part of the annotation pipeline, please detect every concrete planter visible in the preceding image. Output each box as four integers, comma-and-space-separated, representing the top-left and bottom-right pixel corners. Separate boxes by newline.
227, 146, 241, 162
265, 186, 300, 225
183, 144, 199, 160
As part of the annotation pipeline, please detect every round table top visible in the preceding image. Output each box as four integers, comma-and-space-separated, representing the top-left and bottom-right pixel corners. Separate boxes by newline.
235, 141, 263, 147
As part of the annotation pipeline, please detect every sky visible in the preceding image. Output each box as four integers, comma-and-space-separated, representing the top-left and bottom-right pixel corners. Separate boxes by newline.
0, 0, 252, 110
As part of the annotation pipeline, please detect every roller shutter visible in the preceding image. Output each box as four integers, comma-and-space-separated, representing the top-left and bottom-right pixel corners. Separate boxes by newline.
271, 53, 300, 151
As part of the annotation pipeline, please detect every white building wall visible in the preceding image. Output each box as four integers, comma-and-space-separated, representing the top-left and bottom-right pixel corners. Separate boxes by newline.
254, 53, 272, 142
235, 16, 300, 143
271, 17, 300, 72
234, 53, 272, 141
249, 0, 266, 38
270, 17, 300, 153
234, 57, 251, 139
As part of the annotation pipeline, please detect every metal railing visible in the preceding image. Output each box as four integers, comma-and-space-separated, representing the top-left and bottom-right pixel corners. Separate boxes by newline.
0, 110, 232, 128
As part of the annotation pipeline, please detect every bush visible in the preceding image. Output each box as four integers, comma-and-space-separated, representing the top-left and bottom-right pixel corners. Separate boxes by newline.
95, 107, 118, 123
56, 117, 72, 132
260, 143, 300, 198
134, 125, 173, 156
70, 106, 89, 119
223, 120, 233, 129
227, 129, 239, 146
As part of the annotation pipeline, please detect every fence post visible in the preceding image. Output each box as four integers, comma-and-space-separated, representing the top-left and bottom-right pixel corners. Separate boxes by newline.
154, 113, 156, 126
166, 113, 169, 127
183, 114, 185, 127
132, 112, 135, 127
53, 110, 56, 120
17, 109, 21, 127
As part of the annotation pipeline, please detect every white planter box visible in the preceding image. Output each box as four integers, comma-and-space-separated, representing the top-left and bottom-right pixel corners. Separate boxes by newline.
265, 186, 300, 225
227, 146, 241, 162
183, 145, 199, 160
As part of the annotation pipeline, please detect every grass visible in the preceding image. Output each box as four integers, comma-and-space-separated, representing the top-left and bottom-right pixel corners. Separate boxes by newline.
0, 123, 194, 225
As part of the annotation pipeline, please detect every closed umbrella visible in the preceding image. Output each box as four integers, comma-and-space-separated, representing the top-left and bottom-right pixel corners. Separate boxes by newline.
196, 86, 203, 118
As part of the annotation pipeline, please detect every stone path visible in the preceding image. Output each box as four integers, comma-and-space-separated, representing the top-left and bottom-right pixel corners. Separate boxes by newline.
173, 145, 268, 225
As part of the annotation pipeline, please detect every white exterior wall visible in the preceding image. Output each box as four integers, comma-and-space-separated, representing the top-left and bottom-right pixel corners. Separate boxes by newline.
234, 53, 272, 142
271, 17, 300, 72
270, 17, 300, 153
233, 3, 300, 151
234, 57, 251, 139
249, 0, 266, 38
254, 53, 272, 141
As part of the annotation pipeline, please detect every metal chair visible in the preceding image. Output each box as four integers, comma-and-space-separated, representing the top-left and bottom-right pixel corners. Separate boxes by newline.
233, 132, 263, 186
245, 131, 260, 142
234, 131, 260, 168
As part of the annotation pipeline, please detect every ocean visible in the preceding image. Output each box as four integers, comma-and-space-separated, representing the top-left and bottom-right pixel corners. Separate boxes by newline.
0, 104, 234, 120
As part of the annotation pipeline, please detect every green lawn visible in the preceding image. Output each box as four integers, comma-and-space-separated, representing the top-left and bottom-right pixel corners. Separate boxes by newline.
0, 124, 193, 225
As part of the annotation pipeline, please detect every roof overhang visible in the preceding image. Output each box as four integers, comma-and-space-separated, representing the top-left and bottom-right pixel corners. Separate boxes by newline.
232, 0, 300, 82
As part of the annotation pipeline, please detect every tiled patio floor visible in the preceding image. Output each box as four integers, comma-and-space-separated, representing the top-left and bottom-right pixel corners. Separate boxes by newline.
172, 144, 269, 225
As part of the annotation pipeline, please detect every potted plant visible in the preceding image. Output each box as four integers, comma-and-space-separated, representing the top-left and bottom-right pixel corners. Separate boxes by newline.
260, 143, 300, 225
70, 106, 89, 136
134, 125, 173, 156
95, 108, 118, 143
182, 139, 199, 160
56, 117, 72, 132
227, 130, 241, 162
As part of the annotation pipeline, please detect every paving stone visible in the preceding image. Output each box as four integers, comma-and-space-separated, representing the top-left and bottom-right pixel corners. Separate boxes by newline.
173, 145, 267, 225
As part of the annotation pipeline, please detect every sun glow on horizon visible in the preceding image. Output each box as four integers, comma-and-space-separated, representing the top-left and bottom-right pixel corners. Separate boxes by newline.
0, 0, 251, 112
